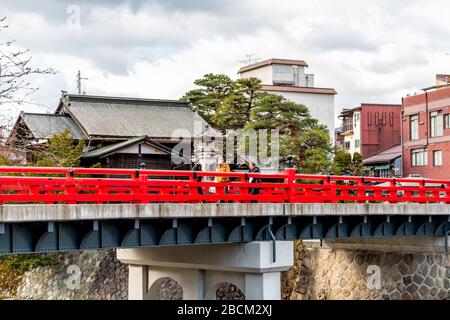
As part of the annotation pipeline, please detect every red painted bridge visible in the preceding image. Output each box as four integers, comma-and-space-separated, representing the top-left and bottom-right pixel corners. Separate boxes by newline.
0, 166, 449, 204
0, 166, 450, 255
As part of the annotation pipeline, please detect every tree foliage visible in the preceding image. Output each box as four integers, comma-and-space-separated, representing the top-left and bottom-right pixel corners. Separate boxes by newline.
182, 74, 264, 131
332, 149, 352, 175
181, 73, 234, 128
301, 148, 332, 174
182, 73, 333, 172
0, 154, 12, 166
0, 254, 57, 273
34, 128, 85, 167
350, 151, 370, 176
332, 150, 369, 176
247, 94, 332, 171
213, 78, 263, 130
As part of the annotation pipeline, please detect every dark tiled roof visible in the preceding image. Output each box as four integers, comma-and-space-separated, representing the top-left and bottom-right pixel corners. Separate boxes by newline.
60, 94, 219, 139
81, 136, 171, 159
363, 145, 402, 165
20, 113, 87, 140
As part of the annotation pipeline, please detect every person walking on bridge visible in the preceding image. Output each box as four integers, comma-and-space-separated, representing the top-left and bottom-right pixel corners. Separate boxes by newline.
192, 162, 203, 195
248, 162, 261, 196
214, 157, 231, 199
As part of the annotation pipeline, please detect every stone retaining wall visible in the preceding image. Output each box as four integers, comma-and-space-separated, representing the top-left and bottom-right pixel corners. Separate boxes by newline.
3, 250, 244, 300
3, 241, 449, 300
283, 241, 450, 300
15, 250, 127, 300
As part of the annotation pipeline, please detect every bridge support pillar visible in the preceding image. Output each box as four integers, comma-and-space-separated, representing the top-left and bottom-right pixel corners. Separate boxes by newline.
244, 272, 281, 300
117, 241, 293, 300
128, 265, 149, 300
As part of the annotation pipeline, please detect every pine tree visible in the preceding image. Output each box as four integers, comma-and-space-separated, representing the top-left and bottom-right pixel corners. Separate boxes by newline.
181, 73, 234, 127
247, 94, 332, 169
213, 78, 262, 130
332, 149, 352, 175
350, 152, 369, 176
182, 76, 333, 173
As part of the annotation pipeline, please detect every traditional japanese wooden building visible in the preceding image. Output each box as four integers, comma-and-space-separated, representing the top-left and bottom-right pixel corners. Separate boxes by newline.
7, 93, 219, 170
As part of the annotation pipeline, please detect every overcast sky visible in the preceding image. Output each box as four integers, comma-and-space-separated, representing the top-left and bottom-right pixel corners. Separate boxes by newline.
1, 0, 449, 127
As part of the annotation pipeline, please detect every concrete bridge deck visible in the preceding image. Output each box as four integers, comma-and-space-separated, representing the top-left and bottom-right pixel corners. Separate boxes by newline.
1, 202, 449, 222
1, 203, 449, 255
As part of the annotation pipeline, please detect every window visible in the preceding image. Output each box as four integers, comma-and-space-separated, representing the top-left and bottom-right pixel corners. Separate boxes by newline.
345, 141, 350, 150
433, 150, 442, 166
273, 64, 292, 73
411, 148, 427, 167
368, 112, 372, 126
272, 64, 294, 84
355, 139, 360, 148
343, 116, 353, 132
389, 112, 394, 126
353, 113, 360, 128
445, 114, 450, 129
430, 111, 443, 137
410, 115, 419, 140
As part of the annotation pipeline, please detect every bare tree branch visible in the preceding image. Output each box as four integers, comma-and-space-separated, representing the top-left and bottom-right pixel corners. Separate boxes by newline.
0, 16, 56, 110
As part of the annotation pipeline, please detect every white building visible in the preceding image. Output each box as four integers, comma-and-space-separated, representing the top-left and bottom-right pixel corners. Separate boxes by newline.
238, 58, 337, 139
339, 107, 362, 156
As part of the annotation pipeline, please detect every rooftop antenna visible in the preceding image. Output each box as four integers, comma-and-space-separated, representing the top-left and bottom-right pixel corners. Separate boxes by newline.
238, 54, 261, 66
76, 70, 88, 95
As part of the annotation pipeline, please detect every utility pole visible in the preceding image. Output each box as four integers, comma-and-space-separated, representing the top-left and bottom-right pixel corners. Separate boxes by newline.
76, 70, 88, 95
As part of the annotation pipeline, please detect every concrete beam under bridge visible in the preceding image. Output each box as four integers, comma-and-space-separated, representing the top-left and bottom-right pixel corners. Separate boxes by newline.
1, 203, 449, 222
117, 241, 294, 300
321, 235, 450, 253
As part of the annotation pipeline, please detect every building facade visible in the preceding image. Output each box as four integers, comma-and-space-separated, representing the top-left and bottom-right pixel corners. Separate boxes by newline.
338, 103, 402, 159
334, 127, 344, 150
402, 84, 450, 179
238, 59, 337, 139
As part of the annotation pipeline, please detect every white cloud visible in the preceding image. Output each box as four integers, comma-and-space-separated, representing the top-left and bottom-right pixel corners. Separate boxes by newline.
1, 0, 450, 127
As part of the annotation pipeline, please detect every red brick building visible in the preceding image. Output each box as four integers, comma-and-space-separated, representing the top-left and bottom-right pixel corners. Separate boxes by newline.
338, 103, 401, 159
402, 85, 450, 179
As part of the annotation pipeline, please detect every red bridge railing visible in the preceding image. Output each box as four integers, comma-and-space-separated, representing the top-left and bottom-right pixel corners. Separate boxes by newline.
0, 166, 449, 204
